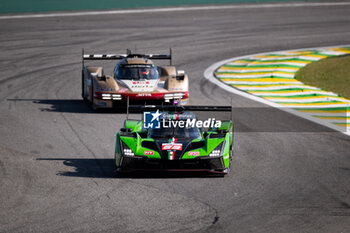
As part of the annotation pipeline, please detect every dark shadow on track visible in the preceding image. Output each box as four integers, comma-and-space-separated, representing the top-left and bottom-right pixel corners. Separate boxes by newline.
36, 158, 225, 179
37, 158, 116, 178
7, 99, 127, 114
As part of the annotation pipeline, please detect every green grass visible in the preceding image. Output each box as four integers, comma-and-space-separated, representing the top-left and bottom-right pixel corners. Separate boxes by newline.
295, 55, 350, 99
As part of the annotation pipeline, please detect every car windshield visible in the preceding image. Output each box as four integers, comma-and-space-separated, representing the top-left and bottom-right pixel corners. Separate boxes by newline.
117, 64, 158, 80
149, 120, 201, 139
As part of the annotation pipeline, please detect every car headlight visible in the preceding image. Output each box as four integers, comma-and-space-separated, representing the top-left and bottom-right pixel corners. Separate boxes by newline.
173, 93, 184, 98
164, 93, 174, 100
209, 142, 225, 157
101, 93, 122, 100
164, 93, 185, 101
123, 148, 134, 157
209, 150, 221, 157
121, 141, 135, 157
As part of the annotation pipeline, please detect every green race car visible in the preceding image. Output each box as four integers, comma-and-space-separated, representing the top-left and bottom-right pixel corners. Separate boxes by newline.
114, 105, 233, 175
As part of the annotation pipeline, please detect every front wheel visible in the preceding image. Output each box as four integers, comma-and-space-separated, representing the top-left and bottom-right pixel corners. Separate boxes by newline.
114, 165, 127, 178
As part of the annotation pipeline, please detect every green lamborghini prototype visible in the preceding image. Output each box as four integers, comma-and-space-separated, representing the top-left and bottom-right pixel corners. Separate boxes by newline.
114, 105, 233, 174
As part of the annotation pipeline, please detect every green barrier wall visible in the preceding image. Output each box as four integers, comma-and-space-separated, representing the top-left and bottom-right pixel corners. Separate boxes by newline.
0, 0, 313, 14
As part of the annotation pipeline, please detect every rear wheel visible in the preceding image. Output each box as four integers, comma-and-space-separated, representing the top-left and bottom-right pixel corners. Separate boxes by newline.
82, 70, 88, 102
90, 78, 97, 111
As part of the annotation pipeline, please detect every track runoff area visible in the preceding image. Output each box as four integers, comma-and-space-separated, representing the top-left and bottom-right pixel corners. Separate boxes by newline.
205, 46, 350, 136
2, 1, 350, 19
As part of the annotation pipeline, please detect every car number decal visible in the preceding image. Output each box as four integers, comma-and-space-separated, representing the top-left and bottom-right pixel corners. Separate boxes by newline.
161, 143, 182, 151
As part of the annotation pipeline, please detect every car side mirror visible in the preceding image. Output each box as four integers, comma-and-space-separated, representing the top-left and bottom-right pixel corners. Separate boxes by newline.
218, 129, 228, 134
203, 131, 208, 138
176, 75, 185, 81
176, 70, 185, 80
98, 75, 106, 81
120, 128, 132, 133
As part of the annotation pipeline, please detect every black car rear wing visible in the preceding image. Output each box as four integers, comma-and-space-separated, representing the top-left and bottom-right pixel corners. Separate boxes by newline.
82, 48, 172, 66
128, 105, 232, 112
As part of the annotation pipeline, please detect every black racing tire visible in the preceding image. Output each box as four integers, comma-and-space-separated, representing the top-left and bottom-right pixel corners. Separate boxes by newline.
114, 166, 127, 178
82, 70, 88, 102
90, 78, 97, 111
114, 160, 119, 176
81, 70, 84, 99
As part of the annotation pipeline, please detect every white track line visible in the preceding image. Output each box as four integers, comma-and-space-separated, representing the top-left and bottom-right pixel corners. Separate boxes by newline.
1, 2, 350, 20
204, 45, 350, 136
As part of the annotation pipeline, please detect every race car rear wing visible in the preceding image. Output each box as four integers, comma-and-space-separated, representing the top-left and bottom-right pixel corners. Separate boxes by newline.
82, 48, 173, 66
128, 105, 232, 112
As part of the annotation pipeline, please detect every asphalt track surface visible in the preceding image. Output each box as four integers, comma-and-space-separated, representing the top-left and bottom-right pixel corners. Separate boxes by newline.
1, 3, 350, 233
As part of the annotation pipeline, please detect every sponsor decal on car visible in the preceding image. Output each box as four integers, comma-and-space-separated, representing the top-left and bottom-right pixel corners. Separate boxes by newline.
188, 151, 200, 156
132, 81, 150, 85
169, 87, 183, 91
162, 143, 183, 151
118, 88, 128, 93
137, 93, 152, 97
144, 151, 154, 155
121, 80, 158, 92
162, 138, 183, 151
131, 81, 152, 89
168, 151, 175, 160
